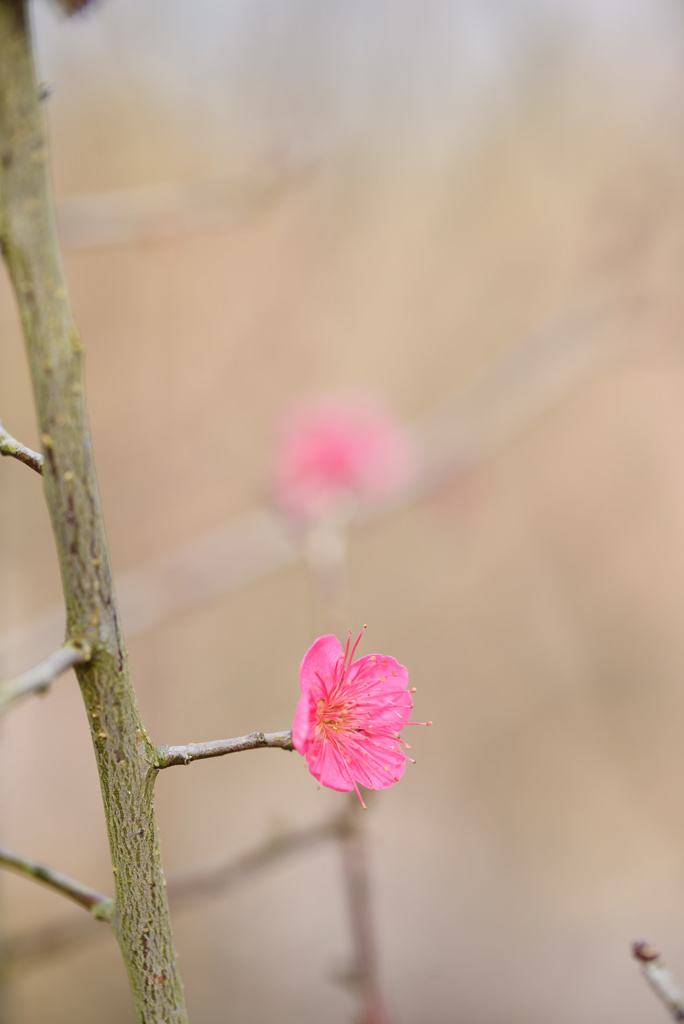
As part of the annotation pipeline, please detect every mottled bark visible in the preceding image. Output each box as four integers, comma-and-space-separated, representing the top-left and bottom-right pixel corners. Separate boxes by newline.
0, 1, 188, 1019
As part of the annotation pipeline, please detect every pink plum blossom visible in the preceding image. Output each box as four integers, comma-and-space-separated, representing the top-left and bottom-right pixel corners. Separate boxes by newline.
293, 629, 425, 805
273, 397, 414, 522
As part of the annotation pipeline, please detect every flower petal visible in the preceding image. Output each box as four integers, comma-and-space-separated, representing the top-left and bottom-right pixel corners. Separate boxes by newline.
306, 737, 354, 792
293, 632, 418, 798
292, 689, 316, 754
299, 634, 343, 696
273, 397, 415, 521
347, 655, 413, 729
347, 732, 408, 790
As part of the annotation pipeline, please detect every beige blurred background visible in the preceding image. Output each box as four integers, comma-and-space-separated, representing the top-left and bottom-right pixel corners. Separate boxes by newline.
3, 0, 684, 1021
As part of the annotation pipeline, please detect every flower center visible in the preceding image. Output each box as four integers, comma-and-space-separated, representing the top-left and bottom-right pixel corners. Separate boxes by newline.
315, 695, 354, 736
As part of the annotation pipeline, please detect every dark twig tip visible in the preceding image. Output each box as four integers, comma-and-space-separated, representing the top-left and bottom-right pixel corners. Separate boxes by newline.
634, 940, 660, 962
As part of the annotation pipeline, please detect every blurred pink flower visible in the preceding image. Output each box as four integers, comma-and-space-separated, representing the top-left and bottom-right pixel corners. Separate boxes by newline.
293, 630, 423, 806
273, 397, 414, 521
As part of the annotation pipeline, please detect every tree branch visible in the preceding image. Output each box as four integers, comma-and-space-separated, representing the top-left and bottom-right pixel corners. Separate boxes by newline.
0, 419, 43, 473
633, 941, 684, 1021
0, 3, 188, 1019
0, 844, 113, 920
2, 815, 343, 969
0, 640, 91, 714
156, 729, 294, 768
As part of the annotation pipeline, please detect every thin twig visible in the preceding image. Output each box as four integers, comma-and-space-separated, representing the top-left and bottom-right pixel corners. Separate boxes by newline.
155, 729, 294, 768
0, 641, 91, 715
0, 420, 43, 474
2, 814, 343, 969
633, 941, 684, 1020
0, 844, 113, 920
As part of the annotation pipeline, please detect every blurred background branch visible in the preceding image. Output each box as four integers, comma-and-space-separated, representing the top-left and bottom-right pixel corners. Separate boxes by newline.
1, 813, 346, 971
55, 157, 314, 249
0, 324, 623, 678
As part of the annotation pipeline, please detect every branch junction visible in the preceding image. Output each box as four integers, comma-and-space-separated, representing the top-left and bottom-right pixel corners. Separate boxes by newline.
0, 420, 44, 474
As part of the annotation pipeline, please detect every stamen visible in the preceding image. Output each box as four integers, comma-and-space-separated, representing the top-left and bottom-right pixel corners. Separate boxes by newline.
314, 669, 333, 699
348, 624, 367, 667
342, 631, 352, 674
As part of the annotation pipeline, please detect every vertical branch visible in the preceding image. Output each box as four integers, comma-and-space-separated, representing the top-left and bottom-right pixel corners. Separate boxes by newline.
0, 3, 188, 1021
304, 523, 394, 1024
